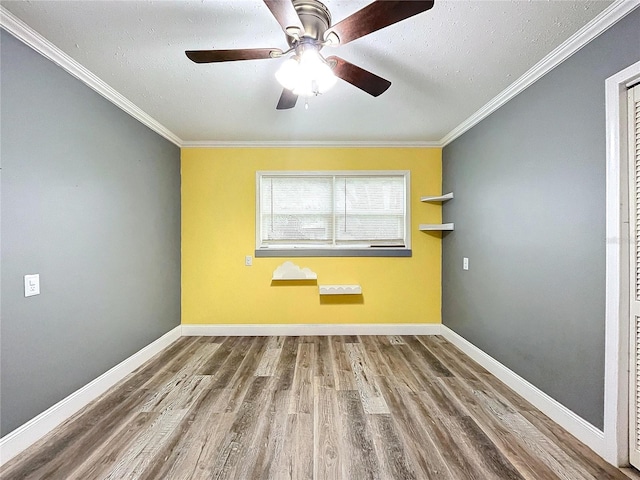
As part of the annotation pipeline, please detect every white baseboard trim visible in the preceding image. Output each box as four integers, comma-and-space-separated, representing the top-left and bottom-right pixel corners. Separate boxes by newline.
181, 323, 444, 337
0, 325, 182, 466
440, 326, 606, 458
1, 324, 609, 466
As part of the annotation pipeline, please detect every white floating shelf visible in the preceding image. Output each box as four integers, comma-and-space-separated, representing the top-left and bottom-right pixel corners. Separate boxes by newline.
420, 192, 453, 202
272, 261, 317, 280
419, 223, 454, 231
319, 284, 362, 295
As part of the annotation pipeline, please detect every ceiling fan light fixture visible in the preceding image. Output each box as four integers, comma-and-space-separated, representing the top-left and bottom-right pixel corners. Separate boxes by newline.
275, 48, 336, 97
187, 0, 436, 109
275, 57, 300, 91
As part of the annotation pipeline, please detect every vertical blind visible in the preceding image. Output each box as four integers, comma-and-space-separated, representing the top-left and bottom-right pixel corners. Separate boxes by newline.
258, 172, 408, 248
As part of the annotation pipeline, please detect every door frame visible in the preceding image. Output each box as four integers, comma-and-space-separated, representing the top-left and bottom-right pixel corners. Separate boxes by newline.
605, 59, 640, 467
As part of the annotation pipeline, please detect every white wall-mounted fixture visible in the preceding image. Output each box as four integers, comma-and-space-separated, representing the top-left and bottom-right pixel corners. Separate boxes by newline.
24, 274, 40, 297
421, 192, 454, 202
420, 192, 454, 231
319, 284, 362, 295
419, 223, 454, 231
272, 261, 317, 280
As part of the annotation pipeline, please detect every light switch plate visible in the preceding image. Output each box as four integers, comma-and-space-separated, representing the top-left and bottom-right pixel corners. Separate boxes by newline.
24, 274, 40, 297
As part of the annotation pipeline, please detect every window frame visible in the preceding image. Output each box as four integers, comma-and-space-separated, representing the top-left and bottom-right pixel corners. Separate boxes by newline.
255, 170, 411, 257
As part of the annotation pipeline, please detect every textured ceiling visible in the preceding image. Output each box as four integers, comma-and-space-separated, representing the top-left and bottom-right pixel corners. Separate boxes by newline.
1, 0, 614, 144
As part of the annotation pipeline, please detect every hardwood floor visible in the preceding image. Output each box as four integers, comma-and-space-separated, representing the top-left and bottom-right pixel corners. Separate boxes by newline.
0, 335, 630, 479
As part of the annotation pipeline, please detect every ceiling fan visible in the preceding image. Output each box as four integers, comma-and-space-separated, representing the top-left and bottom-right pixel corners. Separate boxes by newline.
185, 0, 435, 110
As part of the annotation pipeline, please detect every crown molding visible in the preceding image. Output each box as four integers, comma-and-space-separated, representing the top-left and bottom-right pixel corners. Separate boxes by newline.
0, 5, 440, 150
4, 0, 636, 150
0, 6, 183, 147
439, 0, 640, 147
181, 140, 443, 148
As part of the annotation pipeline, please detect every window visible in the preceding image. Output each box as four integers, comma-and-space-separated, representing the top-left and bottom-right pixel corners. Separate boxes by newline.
256, 171, 411, 257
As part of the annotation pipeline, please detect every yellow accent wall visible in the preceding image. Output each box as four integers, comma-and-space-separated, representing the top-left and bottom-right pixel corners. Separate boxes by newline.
181, 147, 442, 325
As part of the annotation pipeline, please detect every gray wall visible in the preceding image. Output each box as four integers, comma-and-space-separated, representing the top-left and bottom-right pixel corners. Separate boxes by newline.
1, 30, 181, 436
442, 9, 639, 430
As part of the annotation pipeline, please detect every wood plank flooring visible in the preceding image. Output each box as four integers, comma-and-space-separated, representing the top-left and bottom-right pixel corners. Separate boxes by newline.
0, 335, 631, 480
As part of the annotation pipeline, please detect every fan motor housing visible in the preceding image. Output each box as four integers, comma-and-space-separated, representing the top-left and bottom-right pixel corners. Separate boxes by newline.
291, 0, 331, 42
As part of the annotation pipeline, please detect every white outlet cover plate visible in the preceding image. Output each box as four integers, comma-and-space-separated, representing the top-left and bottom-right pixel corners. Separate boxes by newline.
24, 274, 40, 297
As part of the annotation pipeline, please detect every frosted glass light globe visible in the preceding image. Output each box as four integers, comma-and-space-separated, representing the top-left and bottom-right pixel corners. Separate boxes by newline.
275, 50, 336, 97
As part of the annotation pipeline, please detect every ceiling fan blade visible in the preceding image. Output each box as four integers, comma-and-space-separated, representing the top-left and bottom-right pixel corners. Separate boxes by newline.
276, 88, 298, 110
326, 56, 391, 97
263, 0, 304, 37
185, 48, 283, 63
326, 0, 434, 46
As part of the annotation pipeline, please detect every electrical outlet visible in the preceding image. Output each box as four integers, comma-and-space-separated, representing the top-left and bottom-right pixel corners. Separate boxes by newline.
463, 257, 469, 271
245, 255, 253, 266
24, 274, 40, 297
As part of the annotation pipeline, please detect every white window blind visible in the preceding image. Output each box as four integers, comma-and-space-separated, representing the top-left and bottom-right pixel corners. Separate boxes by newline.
257, 171, 410, 254
261, 175, 334, 244
335, 176, 405, 245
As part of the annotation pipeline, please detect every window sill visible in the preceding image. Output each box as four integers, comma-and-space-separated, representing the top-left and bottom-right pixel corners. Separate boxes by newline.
255, 248, 412, 258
